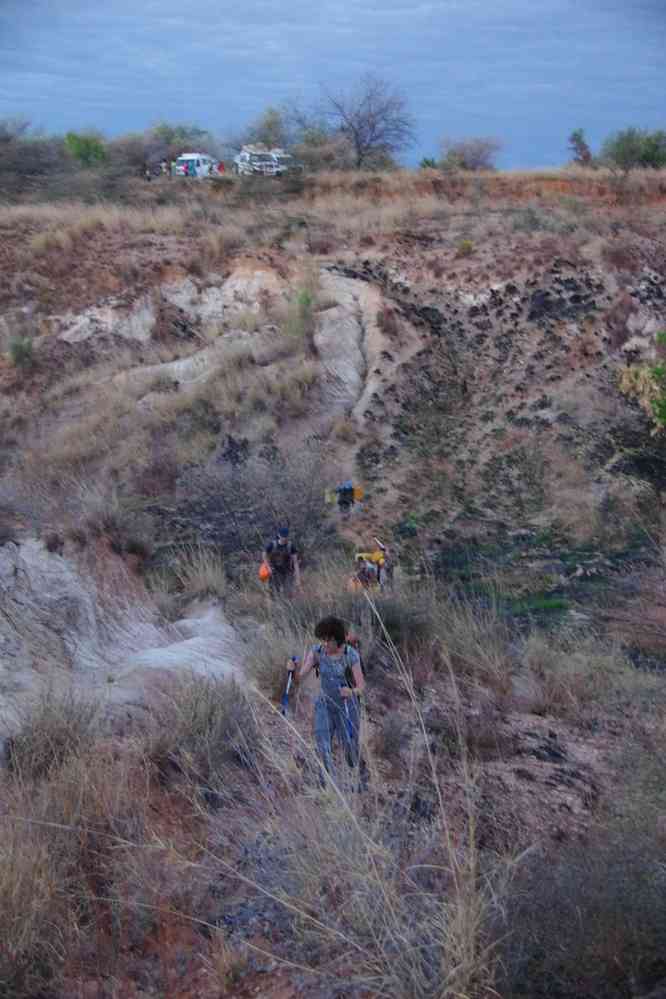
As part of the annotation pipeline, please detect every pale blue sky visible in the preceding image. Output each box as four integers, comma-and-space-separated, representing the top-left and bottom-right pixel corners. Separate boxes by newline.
1, 0, 664, 166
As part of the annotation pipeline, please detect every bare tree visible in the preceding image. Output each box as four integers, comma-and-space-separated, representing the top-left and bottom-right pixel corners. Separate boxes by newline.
320, 74, 416, 169
0, 117, 30, 144
440, 136, 502, 171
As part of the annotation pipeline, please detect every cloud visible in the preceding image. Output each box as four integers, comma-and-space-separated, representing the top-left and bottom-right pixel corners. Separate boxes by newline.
0, 0, 663, 166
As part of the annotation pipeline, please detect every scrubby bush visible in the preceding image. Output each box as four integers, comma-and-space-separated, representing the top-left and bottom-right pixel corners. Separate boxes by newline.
64, 131, 107, 167
497, 823, 666, 998
441, 136, 502, 171
376, 304, 400, 336
376, 713, 410, 761
8, 334, 34, 370
520, 628, 631, 718
171, 544, 228, 600
602, 127, 666, 172
184, 443, 333, 560
0, 744, 150, 996
0, 130, 71, 198
283, 286, 317, 351
620, 363, 666, 432
456, 238, 475, 257
146, 675, 260, 797
6, 687, 99, 781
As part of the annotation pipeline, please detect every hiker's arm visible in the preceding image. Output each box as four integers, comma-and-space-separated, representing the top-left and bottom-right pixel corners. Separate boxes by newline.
341, 662, 365, 698
293, 648, 315, 682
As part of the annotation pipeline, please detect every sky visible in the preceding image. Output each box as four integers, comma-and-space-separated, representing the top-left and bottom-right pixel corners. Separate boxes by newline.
0, 0, 664, 168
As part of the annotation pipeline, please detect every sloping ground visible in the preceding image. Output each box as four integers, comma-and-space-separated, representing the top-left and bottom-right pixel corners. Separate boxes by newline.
1, 176, 666, 998
0, 536, 240, 748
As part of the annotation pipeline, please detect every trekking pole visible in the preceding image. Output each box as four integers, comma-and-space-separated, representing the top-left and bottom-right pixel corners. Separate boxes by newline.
340, 681, 354, 740
281, 658, 298, 716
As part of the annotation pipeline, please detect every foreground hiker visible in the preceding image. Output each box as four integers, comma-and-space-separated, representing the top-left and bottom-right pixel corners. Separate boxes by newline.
262, 526, 301, 595
289, 616, 367, 789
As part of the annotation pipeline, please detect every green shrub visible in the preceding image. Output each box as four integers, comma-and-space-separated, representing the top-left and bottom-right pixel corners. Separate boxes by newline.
64, 131, 107, 167
9, 334, 34, 369
650, 362, 666, 427
601, 127, 666, 172
283, 286, 317, 352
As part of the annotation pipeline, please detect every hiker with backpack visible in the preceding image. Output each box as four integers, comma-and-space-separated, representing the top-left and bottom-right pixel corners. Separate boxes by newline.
335, 480, 356, 518
288, 615, 367, 789
349, 555, 380, 592
262, 526, 301, 595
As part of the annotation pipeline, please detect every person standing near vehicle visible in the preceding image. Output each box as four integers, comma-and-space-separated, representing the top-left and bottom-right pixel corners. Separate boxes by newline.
289, 616, 366, 788
263, 527, 301, 595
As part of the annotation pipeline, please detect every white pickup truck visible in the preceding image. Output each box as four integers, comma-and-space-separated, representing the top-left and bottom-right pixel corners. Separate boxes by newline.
232, 145, 304, 177
232, 146, 277, 176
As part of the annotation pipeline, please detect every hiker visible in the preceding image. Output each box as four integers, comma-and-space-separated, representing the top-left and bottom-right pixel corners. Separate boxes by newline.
335, 480, 356, 518
350, 539, 392, 591
263, 527, 301, 594
160, 159, 168, 176
373, 537, 394, 588
349, 555, 379, 592
143, 163, 152, 182
290, 616, 367, 789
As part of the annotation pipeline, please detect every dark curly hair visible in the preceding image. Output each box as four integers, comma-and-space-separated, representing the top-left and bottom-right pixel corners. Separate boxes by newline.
314, 616, 346, 647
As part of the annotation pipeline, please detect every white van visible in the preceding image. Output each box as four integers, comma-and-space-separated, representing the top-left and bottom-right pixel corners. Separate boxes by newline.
174, 152, 219, 178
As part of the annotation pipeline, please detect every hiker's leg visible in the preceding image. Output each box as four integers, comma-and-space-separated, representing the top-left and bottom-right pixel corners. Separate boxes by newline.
344, 699, 368, 790
314, 697, 334, 784
342, 699, 360, 769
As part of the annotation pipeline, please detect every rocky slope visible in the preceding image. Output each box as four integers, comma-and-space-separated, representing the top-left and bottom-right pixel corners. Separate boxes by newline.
1, 176, 666, 998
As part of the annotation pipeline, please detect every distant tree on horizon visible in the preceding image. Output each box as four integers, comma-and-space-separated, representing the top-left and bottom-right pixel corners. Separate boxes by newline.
440, 136, 502, 171
64, 131, 106, 167
319, 74, 416, 169
601, 127, 666, 172
568, 128, 593, 166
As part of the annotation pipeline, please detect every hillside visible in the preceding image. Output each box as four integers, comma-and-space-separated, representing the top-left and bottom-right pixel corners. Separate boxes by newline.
1, 168, 666, 999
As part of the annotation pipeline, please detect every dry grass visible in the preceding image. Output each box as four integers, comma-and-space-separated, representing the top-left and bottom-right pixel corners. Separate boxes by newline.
170, 544, 228, 601
5, 685, 99, 781
145, 674, 261, 798
22, 383, 134, 480
229, 604, 511, 999
0, 739, 151, 996
520, 628, 635, 718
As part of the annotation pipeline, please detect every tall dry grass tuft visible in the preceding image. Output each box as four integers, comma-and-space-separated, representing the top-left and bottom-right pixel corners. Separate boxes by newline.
520, 627, 634, 718
5, 685, 99, 781
146, 674, 261, 800
0, 739, 151, 997
170, 544, 228, 601
226, 595, 514, 998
